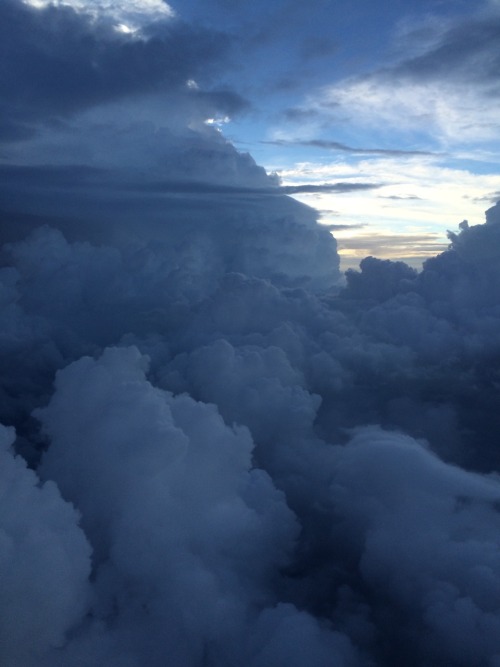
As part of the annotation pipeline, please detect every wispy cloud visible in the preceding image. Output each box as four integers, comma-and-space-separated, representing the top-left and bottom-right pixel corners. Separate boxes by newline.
288, 7, 500, 149
320, 223, 365, 232
266, 138, 437, 157
471, 190, 500, 204
279, 182, 381, 195
264, 4, 500, 259
380, 195, 423, 201
318, 76, 500, 147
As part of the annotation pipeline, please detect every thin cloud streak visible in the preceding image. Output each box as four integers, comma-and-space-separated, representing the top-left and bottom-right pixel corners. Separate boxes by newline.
0, 165, 380, 197
266, 138, 438, 157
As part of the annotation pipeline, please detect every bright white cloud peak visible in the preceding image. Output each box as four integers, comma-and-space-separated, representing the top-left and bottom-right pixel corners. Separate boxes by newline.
23, 0, 174, 29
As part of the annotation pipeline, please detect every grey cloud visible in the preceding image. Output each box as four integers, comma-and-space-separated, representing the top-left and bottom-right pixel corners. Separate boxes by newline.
266, 138, 437, 157
380, 195, 423, 201
282, 107, 324, 122
136, 181, 378, 196
0, 164, 106, 187
280, 182, 381, 195
124, 178, 378, 196
0, 0, 239, 141
0, 163, 379, 242
3, 168, 500, 666
321, 223, 366, 232
472, 190, 500, 204
0, 425, 91, 664
300, 36, 339, 60
393, 15, 500, 85
192, 89, 250, 117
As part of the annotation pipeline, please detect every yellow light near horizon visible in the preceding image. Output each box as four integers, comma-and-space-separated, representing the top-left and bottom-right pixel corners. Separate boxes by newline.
271, 155, 500, 271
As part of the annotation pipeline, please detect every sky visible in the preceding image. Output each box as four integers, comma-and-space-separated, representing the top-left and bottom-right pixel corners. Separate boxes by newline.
181, 0, 500, 268
6, 0, 500, 267
4, 2, 500, 667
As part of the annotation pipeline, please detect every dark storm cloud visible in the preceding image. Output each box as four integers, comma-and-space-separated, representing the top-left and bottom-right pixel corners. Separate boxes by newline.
0, 0, 237, 140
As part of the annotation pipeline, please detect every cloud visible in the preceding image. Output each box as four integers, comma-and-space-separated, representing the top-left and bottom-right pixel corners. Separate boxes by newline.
275, 157, 500, 266
392, 12, 500, 85
0, 424, 91, 665
472, 190, 500, 204
282, 107, 324, 123
279, 182, 381, 195
302, 7, 500, 147
0, 0, 235, 141
328, 427, 500, 666
4, 1, 500, 665
124, 179, 380, 196
34, 345, 362, 666
3, 179, 500, 665
300, 36, 338, 60
321, 223, 365, 232
319, 76, 499, 145
264, 5, 500, 261
22, 0, 175, 29
267, 138, 437, 157
380, 195, 422, 201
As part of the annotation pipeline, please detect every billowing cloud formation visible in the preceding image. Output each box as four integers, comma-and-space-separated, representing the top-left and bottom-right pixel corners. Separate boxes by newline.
4, 1, 500, 666
4, 193, 500, 666
329, 427, 500, 666
0, 424, 91, 666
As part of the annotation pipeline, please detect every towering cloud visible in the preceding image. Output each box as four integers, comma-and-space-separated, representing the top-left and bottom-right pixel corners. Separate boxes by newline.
2, 1, 500, 666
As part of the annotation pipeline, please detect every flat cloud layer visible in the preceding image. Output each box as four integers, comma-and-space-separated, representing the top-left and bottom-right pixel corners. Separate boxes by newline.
3, 2, 500, 666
